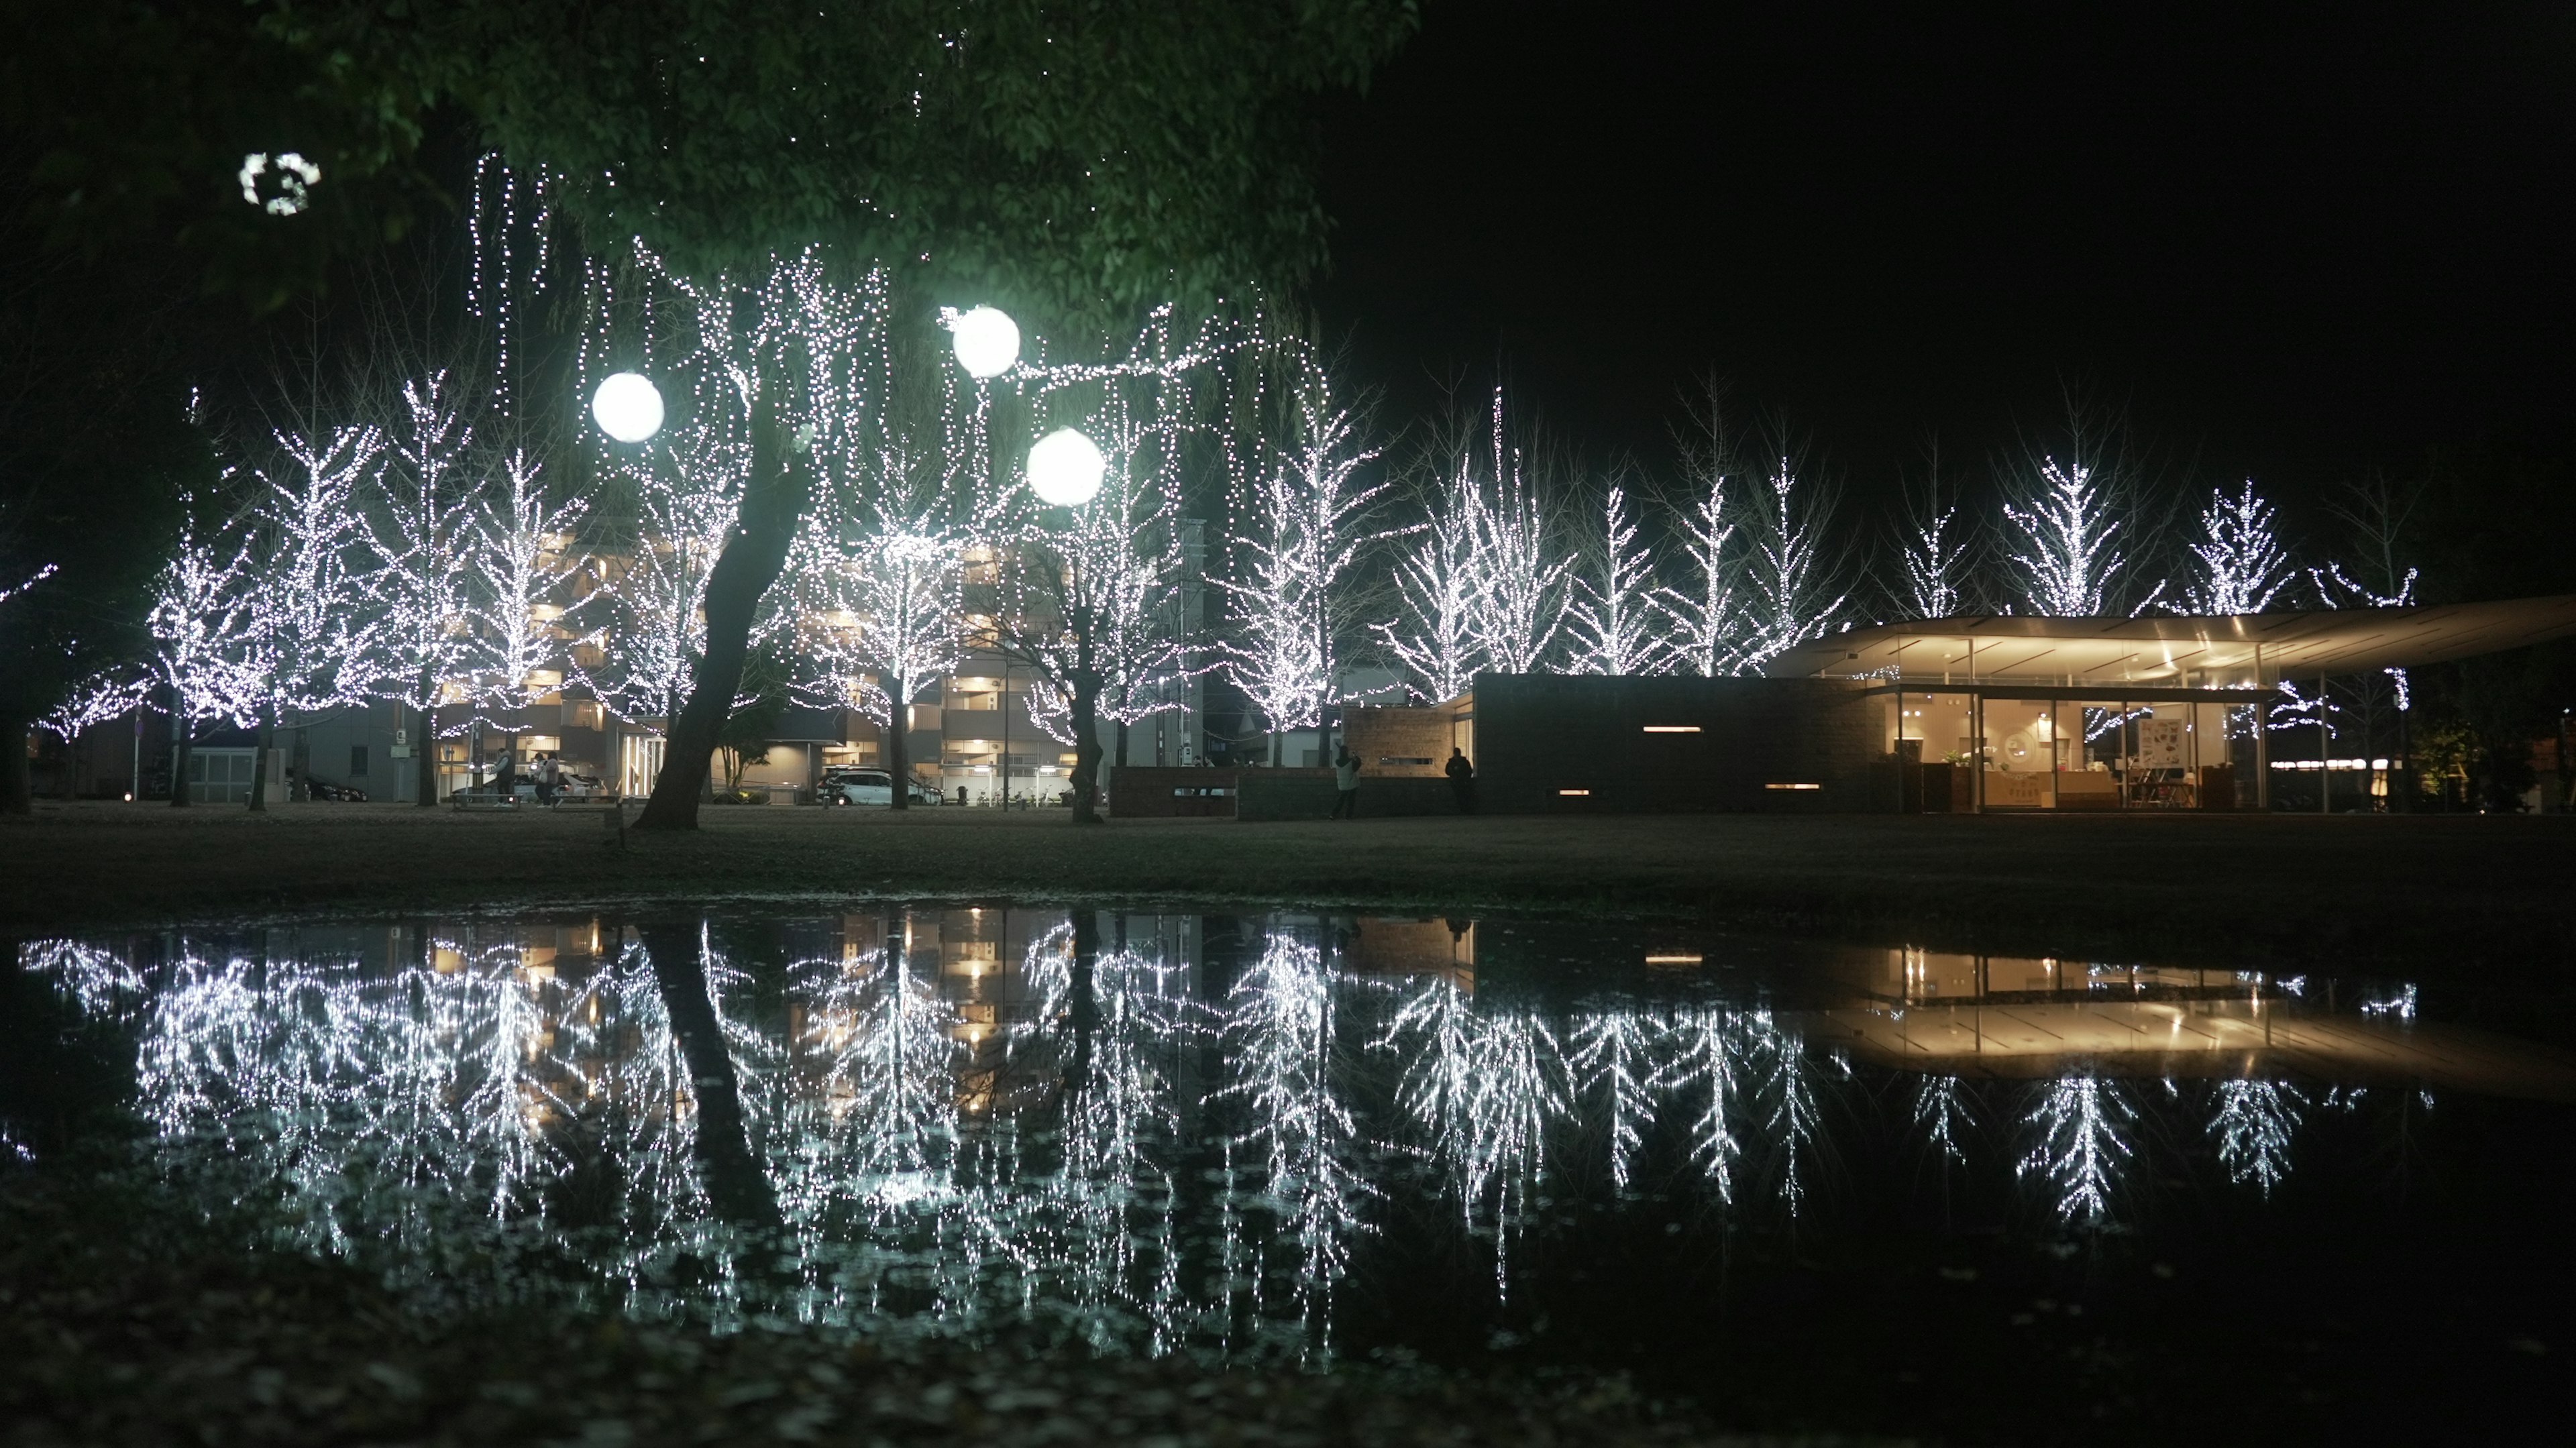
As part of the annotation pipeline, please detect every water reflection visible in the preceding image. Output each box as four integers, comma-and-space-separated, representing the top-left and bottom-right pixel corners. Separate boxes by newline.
22, 913, 2576, 1357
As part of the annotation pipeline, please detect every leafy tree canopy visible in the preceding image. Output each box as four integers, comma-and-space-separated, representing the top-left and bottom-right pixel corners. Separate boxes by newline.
13, 1, 1419, 323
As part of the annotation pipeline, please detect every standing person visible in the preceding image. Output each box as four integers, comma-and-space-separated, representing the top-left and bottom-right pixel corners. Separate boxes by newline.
534, 753, 559, 807
1332, 744, 1361, 819
1444, 746, 1477, 815
493, 746, 519, 801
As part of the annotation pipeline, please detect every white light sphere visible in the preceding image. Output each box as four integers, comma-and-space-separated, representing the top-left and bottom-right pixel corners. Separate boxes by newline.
949, 305, 1022, 379
590, 372, 665, 443
1026, 427, 1106, 507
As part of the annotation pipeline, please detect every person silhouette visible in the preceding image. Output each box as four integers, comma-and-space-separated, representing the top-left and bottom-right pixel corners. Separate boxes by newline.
1444, 746, 1477, 815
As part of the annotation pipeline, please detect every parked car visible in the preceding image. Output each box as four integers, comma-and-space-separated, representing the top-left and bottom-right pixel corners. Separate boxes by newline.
822, 767, 944, 807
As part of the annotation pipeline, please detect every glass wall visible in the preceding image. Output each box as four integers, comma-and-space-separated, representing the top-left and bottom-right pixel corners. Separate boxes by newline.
1889, 691, 2249, 812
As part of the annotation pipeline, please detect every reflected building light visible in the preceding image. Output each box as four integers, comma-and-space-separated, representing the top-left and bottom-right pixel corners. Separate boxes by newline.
2361, 985, 2419, 1021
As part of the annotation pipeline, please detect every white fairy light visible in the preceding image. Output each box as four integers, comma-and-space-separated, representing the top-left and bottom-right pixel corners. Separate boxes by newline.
0, 562, 57, 608
946, 305, 1022, 380
590, 372, 665, 443
1901, 500, 1965, 622
1026, 427, 1106, 506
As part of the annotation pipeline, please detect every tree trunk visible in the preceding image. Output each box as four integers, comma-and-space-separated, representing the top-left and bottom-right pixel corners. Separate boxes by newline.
290, 725, 311, 801
639, 920, 782, 1230
247, 710, 272, 812
415, 702, 439, 805
1069, 669, 1105, 824
170, 714, 192, 806
885, 678, 910, 812
0, 715, 30, 814
635, 404, 811, 831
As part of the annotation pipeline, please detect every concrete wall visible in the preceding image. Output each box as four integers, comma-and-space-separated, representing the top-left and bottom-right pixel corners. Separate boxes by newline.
1470, 673, 1884, 814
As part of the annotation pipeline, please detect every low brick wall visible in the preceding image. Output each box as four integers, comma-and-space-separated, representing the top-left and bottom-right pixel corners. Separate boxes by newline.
1108, 767, 1238, 818
1236, 769, 1466, 820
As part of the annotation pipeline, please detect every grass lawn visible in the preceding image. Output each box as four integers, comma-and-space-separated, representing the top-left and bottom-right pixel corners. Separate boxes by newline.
4, 799, 2569, 974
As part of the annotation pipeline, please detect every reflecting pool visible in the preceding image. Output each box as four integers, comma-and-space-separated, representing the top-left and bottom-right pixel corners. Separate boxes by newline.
13, 905, 2576, 1434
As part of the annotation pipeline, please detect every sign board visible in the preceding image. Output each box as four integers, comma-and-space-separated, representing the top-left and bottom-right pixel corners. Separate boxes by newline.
2137, 718, 2186, 769
390, 744, 413, 759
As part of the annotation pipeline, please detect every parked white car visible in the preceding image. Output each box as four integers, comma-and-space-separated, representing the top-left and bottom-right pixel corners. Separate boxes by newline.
823, 767, 944, 807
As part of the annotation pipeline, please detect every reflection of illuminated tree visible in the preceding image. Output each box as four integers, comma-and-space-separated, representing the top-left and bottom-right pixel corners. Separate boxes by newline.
1747, 1009, 1823, 1215
1914, 1076, 1972, 1166
2019, 1075, 2132, 1225
1218, 930, 1371, 1345
2210, 1080, 2304, 1197
1382, 975, 1567, 1243
1652, 1005, 1747, 1205
129, 938, 572, 1263
1567, 1006, 1662, 1192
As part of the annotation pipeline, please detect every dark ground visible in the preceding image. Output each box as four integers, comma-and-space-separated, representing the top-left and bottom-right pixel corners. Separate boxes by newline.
4, 801, 2571, 977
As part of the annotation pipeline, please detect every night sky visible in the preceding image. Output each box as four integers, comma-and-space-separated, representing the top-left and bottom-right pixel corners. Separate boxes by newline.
1311, 3, 2576, 504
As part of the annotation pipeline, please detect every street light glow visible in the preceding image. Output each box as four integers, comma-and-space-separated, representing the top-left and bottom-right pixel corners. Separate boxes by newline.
1026, 428, 1106, 506
949, 306, 1022, 380
590, 372, 665, 443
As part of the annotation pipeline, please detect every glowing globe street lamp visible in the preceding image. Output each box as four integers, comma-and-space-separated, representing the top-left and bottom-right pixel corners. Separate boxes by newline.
949, 305, 1021, 380
1026, 427, 1106, 507
590, 372, 665, 443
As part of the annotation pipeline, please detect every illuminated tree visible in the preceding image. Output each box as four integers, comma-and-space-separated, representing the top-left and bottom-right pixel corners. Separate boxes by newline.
793, 477, 965, 808
1896, 459, 1968, 620
1735, 457, 1849, 669
1568, 484, 1666, 676
466, 450, 588, 730
1463, 396, 1575, 675
146, 520, 260, 805
1221, 386, 1397, 757
2182, 480, 2294, 616
1654, 471, 1743, 678
1371, 458, 1486, 701
362, 371, 484, 806
235, 425, 386, 807
2004, 457, 2151, 618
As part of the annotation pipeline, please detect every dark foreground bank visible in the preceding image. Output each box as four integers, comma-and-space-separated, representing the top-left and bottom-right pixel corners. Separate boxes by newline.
0, 1165, 1839, 1448
4, 803, 2573, 975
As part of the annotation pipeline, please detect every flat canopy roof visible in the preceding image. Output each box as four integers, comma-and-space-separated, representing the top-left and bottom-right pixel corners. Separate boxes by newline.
1760, 594, 2576, 687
